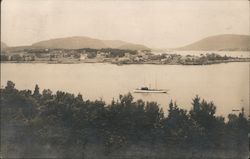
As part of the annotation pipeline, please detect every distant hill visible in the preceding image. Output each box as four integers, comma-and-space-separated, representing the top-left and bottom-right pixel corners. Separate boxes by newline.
32, 37, 107, 49
102, 40, 128, 48
32, 36, 149, 50
176, 34, 250, 51
1, 42, 8, 50
103, 40, 150, 50
118, 43, 150, 50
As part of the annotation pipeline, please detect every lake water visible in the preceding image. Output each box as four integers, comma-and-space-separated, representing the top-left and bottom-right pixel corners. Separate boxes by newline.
1, 62, 249, 117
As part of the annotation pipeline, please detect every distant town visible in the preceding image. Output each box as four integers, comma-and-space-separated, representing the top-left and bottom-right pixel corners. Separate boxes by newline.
1, 34, 249, 65
1, 47, 249, 65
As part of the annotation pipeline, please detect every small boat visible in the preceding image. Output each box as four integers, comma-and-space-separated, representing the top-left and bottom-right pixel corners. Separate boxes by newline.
133, 87, 167, 93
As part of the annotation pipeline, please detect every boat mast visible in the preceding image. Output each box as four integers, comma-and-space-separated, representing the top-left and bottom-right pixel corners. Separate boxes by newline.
143, 77, 146, 87
155, 74, 157, 89
155, 78, 157, 89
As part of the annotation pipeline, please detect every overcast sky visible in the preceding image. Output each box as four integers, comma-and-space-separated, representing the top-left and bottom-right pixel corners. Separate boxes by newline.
1, 0, 249, 48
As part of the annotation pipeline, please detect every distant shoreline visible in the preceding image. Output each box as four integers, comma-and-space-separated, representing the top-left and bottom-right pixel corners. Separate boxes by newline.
1, 58, 249, 65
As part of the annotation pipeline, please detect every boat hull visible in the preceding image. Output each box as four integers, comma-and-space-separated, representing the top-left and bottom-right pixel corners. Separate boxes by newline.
133, 90, 167, 93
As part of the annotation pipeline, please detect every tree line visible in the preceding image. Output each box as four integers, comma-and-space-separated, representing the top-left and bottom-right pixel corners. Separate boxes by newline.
1, 81, 249, 158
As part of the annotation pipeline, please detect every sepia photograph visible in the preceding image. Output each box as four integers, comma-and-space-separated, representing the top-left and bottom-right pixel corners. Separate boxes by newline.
1, 0, 249, 158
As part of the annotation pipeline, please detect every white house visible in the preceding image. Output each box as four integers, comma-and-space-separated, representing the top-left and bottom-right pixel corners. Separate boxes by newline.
80, 54, 88, 60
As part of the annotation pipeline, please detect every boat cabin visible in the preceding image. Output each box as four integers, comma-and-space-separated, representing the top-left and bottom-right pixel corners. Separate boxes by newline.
140, 87, 149, 90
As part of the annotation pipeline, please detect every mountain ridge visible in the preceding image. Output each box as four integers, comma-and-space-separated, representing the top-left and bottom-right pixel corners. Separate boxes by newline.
3, 34, 249, 51
176, 34, 250, 51
1, 42, 8, 50
32, 36, 149, 50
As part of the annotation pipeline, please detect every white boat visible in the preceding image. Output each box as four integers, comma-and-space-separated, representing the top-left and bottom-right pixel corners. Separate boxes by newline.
133, 87, 167, 93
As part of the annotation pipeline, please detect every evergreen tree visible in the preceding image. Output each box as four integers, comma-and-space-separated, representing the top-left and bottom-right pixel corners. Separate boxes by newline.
5, 80, 15, 90
33, 84, 40, 97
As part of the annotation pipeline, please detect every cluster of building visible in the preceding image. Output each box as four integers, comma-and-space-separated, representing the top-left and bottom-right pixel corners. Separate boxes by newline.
1, 48, 150, 63
113, 53, 207, 65
1, 48, 241, 65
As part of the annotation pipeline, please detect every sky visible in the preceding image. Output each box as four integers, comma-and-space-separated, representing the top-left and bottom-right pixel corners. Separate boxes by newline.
1, 0, 249, 48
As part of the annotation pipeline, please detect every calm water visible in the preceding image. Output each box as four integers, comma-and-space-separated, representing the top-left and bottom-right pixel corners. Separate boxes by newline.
1, 62, 249, 117
153, 51, 250, 58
